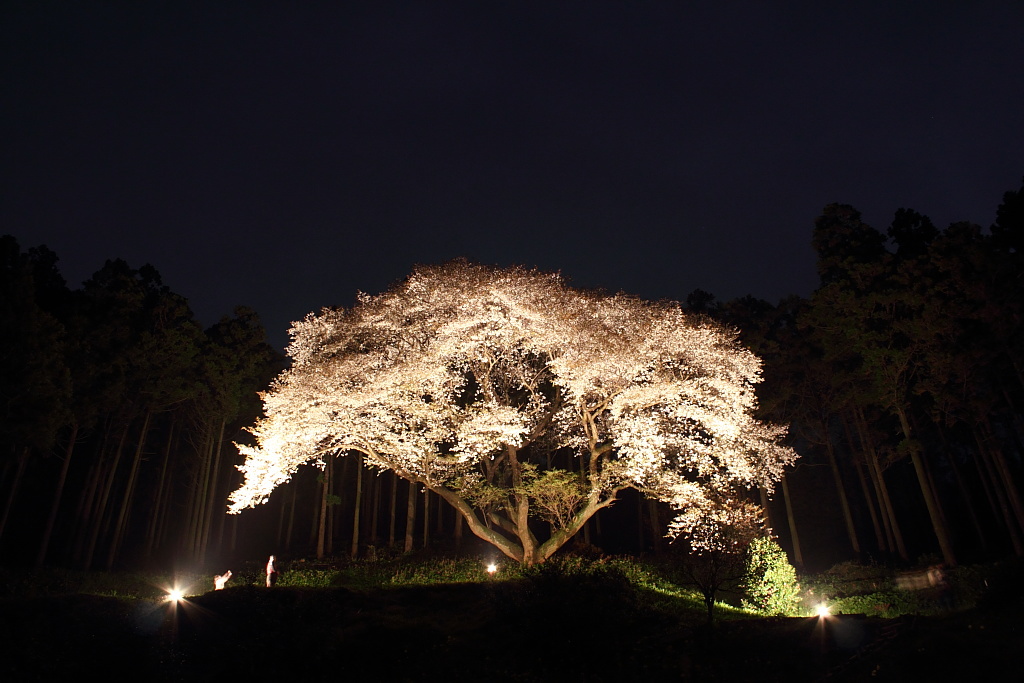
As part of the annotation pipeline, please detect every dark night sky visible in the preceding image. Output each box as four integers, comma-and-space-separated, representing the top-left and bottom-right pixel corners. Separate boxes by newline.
4, 1, 1023, 350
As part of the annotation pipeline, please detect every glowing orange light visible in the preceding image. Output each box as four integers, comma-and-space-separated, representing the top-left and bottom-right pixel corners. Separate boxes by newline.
486, 563, 497, 574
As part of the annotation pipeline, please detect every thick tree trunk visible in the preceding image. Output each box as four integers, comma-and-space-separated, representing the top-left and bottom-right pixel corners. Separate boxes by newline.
432, 480, 618, 566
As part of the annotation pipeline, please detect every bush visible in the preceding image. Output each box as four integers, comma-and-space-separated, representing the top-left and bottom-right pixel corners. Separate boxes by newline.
742, 536, 801, 615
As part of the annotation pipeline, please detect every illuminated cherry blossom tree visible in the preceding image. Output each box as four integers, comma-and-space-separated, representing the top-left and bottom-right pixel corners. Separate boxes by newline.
229, 261, 796, 565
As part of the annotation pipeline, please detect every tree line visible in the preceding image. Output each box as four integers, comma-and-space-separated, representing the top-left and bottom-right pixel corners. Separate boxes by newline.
0, 243, 281, 570
706, 177, 1024, 569
2, 176, 1021, 571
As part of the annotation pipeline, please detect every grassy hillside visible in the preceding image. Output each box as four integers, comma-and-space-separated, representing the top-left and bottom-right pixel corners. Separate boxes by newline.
1, 555, 1021, 681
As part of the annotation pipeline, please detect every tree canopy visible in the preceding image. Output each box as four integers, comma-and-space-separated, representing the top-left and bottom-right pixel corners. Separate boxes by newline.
229, 262, 795, 564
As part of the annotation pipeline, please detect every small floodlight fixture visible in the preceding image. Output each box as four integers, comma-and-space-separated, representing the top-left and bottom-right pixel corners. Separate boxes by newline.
166, 588, 185, 603
486, 562, 497, 575
816, 602, 830, 618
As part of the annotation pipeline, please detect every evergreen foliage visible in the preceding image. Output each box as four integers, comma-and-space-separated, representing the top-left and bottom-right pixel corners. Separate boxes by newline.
742, 536, 801, 615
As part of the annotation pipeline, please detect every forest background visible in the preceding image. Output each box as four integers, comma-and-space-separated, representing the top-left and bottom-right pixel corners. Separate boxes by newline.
1, 177, 1022, 575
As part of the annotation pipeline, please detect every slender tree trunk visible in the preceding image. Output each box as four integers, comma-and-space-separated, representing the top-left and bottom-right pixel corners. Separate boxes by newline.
824, 435, 860, 555
974, 428, 1024, 555
326, 456, 336, 556
187, 426, 215, 560
107, 410, 152, 570
351, 453, 363, 559
0, 447, 30, 542
780, 473, 803, 568
276, 485, 288, 548
422, 488, 431, 549
152, 455, 176, 558
145, 417, 175, 558
855, 408, 908, 560
308, 471, 320, 551
369, 469, 381, 546
435, 485, 444, 537
404, 479, 416, 553
229, 513, 238, 553
844, 410, 886, 553
72, 453, 100, 547
36, 423, 79, 567
388, 472, 398, 548
198, 418, 226, 566
83, 422, 129, 569
971, 432, 1005, 528
758, 486, 774, 532
648, 500, 665, 554
872, 451, 909, 561
284, 481, 297, 552
937, 425, 988, 553
896, 405, 956, 567
983, 415, 1024, 534
854, 458, 887, 553
316, 466, 329, 559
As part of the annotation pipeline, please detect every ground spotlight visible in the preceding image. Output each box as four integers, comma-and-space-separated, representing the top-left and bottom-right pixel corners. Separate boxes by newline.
816, 602, 830, 618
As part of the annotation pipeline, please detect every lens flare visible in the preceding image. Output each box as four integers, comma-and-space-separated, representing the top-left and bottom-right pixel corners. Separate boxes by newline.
167, 588, 185, 602
816, 603, 830, 618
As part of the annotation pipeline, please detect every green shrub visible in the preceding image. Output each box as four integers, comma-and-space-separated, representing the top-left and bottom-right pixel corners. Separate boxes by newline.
741, 536, 801, 615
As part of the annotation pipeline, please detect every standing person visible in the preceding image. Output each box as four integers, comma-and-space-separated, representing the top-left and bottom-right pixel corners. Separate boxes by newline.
214, 570, 232, 590
266, 555, 278, 587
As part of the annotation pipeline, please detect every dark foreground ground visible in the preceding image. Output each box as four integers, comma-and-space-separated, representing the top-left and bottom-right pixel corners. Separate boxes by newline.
1, 574, 1021, 682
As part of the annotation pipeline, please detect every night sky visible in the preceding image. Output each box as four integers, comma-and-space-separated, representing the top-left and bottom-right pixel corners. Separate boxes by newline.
4, 1, 1023, 350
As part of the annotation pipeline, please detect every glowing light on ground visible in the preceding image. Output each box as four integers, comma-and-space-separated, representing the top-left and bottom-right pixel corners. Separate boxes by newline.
816, 603, 831, 618
166, 588, 185, 602
486, 563, 497, 575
